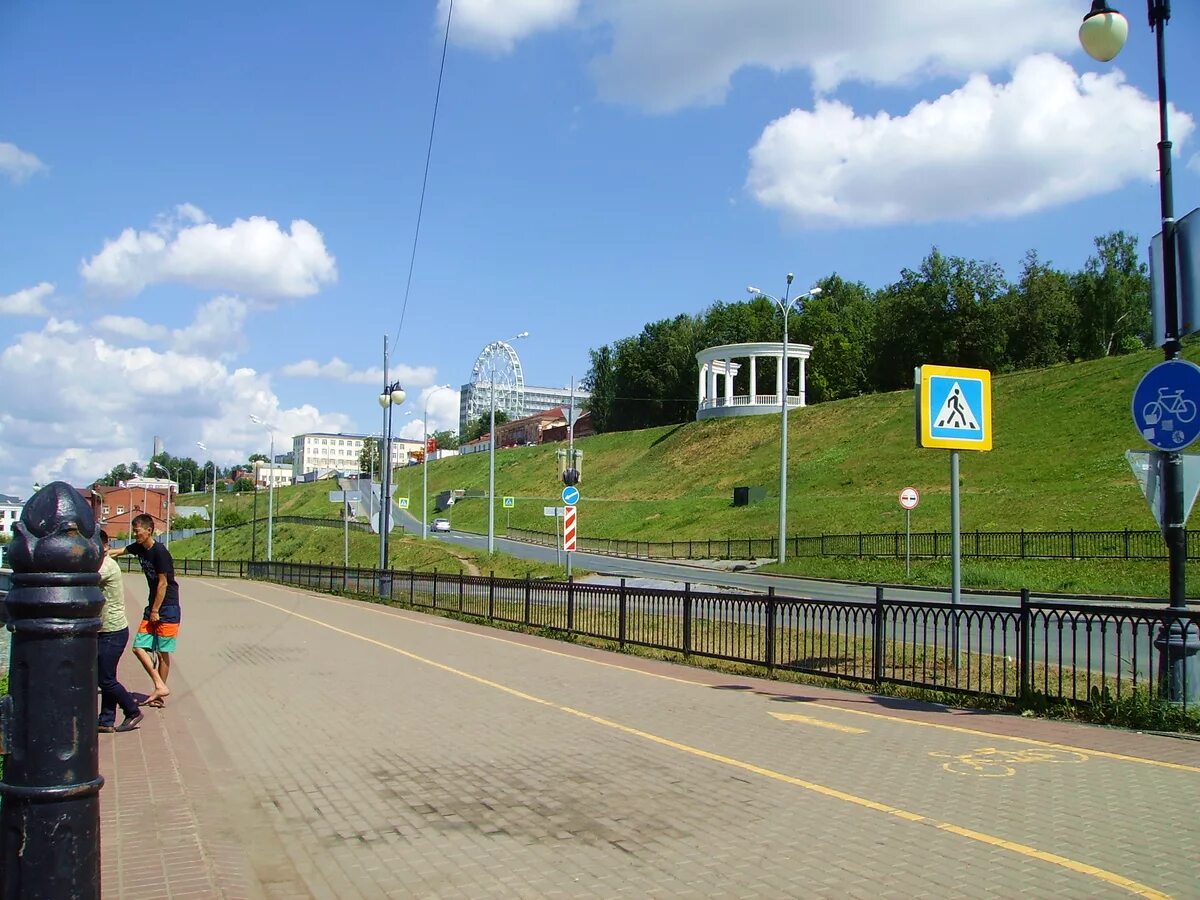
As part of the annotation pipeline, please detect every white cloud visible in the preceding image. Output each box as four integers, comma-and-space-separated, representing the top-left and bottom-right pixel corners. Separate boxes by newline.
94, 314, 170, 341
0, 282, 54, 316
1189, 153, 1200, 174
0, 142, 48, 183
397, 385, 462, 439
0, 320, 349, 495
80, 205, 337, 300
171, 295, 250, 361
746, 54, 1196, 227
280, 357, 437, 388
441, 0, 580, 52
447, 0, 1078, 113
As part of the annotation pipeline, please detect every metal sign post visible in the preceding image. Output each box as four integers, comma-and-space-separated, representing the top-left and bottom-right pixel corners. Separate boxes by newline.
899, 487, 920, 577
916, 365, 993, 667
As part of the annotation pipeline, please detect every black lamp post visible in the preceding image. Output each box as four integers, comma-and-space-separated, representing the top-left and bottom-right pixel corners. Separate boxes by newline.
378, 379, 406, 569
1081, 0, 1198, 703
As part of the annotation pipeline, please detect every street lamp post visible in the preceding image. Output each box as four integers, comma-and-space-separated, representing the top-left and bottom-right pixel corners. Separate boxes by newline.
378, 381, 407, 568
196, 442, 216, 562
486, 332, 529, 555
422, 386, 451, 540
748, 278, 821, 565
1080, 0, 1198, 702
148, 461, 173, 546
249, 415, 277, 562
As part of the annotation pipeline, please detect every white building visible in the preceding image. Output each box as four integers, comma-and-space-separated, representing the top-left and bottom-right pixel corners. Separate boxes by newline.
291, 432, 425, 480
252, 462, 293, 489
0, 493, 23, 538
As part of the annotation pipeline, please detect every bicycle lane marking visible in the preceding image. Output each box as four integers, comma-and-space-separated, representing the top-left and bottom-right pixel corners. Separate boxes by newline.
246, 579, 1200, 776
210, 581, 1170, 899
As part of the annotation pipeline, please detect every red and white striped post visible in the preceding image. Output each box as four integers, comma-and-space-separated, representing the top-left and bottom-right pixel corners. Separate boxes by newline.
563, 505, 577, 552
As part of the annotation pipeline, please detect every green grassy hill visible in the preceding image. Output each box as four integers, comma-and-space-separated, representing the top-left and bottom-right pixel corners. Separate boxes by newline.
392, 346, 1191, 541
165, 347, 1199, 595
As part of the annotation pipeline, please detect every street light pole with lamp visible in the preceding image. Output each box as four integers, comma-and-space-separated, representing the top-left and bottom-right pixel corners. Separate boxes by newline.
748, 276, 821, 565
486, 332, 529, 555
196, 442, 216, 562
378, 382, 406, 566
1080, 0, 1199, 702
148, 460, 173, 546
248, 415, 277, 562
422, 386, 451, 540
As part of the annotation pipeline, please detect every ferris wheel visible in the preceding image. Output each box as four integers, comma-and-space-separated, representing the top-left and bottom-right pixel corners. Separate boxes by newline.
466, 340, 526, 425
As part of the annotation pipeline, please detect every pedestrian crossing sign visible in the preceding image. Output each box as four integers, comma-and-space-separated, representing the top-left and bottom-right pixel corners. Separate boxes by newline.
916, 364, 992, 451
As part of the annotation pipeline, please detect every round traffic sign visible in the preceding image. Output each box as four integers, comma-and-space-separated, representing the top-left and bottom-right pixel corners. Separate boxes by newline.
899, 487, 920, 510
561, 485, 579, 505
1132, 359, 1200, 451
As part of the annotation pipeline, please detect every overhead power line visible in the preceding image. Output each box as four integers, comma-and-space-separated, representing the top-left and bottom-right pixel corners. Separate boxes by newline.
392, 0, 454, 349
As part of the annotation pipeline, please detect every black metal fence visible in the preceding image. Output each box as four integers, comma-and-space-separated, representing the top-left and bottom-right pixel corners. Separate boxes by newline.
506, 526, 1187, 562
171, 558, 1199, 711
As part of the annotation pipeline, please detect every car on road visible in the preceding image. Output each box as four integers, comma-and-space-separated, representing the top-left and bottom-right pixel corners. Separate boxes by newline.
432, 518, 451, 533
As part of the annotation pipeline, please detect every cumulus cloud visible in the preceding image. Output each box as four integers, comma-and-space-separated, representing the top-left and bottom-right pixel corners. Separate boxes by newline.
746, 55, 1196, 227
441, 0, 580, 52
396, 385, 462, 439
80, 205, 337, 300
1189, 153, 1200, 174
94, 314, 170, 341
0, 282, 54, 316
279, 357, 437, 388
0, 142, 48, 183
0, 320, 349, 494
445, 0, 1077, 113
171, 295, 250, 360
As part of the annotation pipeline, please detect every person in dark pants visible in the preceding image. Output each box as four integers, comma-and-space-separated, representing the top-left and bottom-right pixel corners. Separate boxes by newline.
97, 530, 143, 733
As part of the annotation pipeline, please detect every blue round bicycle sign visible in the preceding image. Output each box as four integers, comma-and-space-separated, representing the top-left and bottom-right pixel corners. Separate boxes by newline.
1132, 359, 1200, 450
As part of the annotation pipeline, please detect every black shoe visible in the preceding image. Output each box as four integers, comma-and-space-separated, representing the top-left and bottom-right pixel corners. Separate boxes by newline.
115, 712, 144, 732
98, 724, 115, 734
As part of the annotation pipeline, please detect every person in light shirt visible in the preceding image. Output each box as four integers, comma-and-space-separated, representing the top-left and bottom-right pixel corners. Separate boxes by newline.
97, 530, 143, 733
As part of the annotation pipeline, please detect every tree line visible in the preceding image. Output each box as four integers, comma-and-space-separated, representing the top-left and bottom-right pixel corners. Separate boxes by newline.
583, 233, 1152, 432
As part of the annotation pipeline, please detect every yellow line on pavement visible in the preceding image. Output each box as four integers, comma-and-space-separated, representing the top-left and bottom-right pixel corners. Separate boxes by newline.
246, 579, 1200, 775
210, 581, 1169, 900
800, 703, 1200, 774
769, 711, 868, 734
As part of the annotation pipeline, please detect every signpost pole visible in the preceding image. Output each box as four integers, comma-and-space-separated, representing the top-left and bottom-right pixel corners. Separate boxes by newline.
556, 510, 562, 567
905, 508, 911, 578
950, 451, 962, 664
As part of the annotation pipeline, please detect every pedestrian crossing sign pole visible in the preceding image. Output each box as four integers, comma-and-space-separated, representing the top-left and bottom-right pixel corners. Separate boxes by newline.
914, 364, 994, 654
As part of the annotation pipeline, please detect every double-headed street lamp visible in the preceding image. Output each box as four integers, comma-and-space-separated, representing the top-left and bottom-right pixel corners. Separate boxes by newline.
422, 386, 451, 540
378, 380, 406, 568
195, 442, 216, 562
249, 415, 277, 562
1080, 0, 1198, 702
748, 276, 821, 565
486, 332, 529, 554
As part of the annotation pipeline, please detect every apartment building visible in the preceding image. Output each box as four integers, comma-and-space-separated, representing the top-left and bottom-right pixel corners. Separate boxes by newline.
0, 493, 23, 539
292, 433, 425, 480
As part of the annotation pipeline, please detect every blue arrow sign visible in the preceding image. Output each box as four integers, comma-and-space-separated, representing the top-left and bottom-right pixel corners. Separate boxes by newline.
1132, 359, 1200, 451
561, 485, 579, 505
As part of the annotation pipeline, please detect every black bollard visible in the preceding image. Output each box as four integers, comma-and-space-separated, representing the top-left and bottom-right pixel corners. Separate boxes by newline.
0, 482, 103, 899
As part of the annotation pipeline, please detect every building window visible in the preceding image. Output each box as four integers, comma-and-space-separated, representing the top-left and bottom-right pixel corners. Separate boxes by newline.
102, 505, 110, 514
116, 506, 125, 515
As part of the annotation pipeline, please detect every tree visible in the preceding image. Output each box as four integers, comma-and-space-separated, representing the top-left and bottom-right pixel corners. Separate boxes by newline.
463, 411, 509, 443
1073, 230, 1150, 359
429, 429, 459, 451
232, 477, 254, 492
1004, 250, 1079, 369
248, 453, 269, 464
795, 275, 877, 402
583, 345, 617, 433
359, 440, 381, 476
215, 504, 246, 528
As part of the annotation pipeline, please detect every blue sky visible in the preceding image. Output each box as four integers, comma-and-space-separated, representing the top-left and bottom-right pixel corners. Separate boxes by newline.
1, 0, 1198, 496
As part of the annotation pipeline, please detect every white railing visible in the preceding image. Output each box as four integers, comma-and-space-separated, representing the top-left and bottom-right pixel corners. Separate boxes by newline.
699, 394, 803, 411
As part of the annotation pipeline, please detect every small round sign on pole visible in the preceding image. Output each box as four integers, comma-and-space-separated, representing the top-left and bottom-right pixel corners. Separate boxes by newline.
899, 487, 920, 510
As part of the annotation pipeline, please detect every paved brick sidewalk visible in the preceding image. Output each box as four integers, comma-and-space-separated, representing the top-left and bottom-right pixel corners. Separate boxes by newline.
98, 576, 1200, 898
